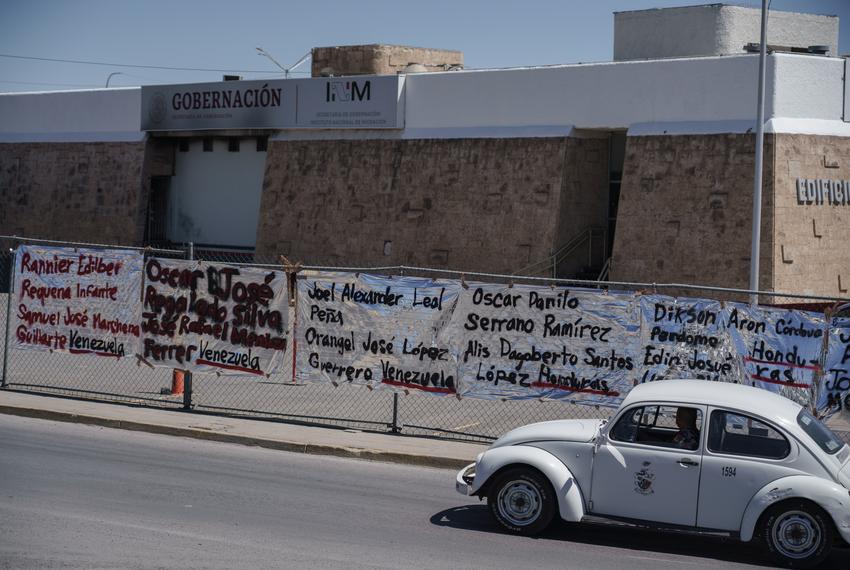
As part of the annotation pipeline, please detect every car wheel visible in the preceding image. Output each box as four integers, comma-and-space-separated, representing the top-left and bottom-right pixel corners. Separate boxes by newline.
759, 500, 833, 569
487, 467, 556, 536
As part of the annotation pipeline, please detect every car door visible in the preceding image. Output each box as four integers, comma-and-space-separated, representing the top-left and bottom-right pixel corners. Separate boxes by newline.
590, 403, 705, 526
697, 408, 800, 531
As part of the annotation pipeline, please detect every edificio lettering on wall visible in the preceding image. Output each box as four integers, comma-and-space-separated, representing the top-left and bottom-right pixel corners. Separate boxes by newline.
796, 178, 850, 206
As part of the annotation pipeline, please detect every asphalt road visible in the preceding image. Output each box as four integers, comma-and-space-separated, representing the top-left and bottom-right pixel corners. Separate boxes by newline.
4, 415, 849, 569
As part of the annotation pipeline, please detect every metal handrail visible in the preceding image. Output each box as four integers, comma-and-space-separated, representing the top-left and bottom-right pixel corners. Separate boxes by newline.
515, 226, 607, 278
596, 257, 612, 282
0, 234, 183, 255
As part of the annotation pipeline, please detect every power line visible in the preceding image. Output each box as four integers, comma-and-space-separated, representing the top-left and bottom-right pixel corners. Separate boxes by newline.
0, 52, 311, 74
0, 79, 101, 87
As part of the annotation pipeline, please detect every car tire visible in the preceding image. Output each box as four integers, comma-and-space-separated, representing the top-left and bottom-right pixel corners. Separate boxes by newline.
487, 467, 556, 536
759, 500, 833, 569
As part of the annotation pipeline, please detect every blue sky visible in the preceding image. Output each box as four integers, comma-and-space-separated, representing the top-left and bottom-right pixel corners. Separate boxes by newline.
1, 0, 847, 92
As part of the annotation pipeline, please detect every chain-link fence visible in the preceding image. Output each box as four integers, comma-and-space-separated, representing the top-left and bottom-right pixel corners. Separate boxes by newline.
1, 237, 188, 411
2, 235, 849, 444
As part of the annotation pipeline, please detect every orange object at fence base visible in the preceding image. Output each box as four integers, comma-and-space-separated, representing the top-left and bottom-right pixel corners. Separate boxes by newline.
170, 369, 184, 396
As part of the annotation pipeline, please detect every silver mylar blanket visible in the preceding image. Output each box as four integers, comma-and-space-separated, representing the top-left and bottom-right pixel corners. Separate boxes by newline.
439, 282, 640, 405
295, 271, 460, 394
12, 243, 847, 410
724, 303, 826, 407
638, 298, 827, 407
140, 257, 289, 376
12, 245, 144, 359
818, 317, 850, 416
292, 273, 841, 411
638, 295, 743, 385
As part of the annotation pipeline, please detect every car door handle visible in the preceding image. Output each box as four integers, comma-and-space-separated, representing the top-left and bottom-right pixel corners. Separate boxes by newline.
677, 458, 699, 467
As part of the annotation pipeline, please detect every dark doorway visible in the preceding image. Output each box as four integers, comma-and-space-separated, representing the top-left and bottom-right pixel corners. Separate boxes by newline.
608, 132, 626, 258
145, 176, 170, 247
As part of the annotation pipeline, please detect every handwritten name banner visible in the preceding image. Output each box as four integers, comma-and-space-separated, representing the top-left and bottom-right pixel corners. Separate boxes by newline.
819, 317, 850, 415
725, 304, 826, 406
140, 257, 289, 376
12, 245, 143, 358
638, 296, 742, 384
442, 283, 639, 405
295, 271, 460, 393
11, 244, 850, 414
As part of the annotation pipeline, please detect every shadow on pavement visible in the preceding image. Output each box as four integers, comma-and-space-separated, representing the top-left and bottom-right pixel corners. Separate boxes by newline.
431, 505, 850, 569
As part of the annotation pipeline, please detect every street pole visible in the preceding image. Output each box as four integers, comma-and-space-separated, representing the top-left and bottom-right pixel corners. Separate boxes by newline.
2, 247, 15, 388
256, 47, 287, 78
749, 0, 769, 305
256, 47, 311, 79
105, 72, 123, 87
183, 242, 194, 410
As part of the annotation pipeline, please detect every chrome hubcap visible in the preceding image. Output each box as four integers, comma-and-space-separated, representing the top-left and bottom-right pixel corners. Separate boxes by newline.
772, 511, 821, 559
497, 480, 542, 527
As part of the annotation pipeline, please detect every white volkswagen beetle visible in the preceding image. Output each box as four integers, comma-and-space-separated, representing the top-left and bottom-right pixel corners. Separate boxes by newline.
456, 380, 850, 568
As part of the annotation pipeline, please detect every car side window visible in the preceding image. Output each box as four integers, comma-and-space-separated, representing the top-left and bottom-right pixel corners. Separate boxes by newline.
610, 406, 643, 442
707, 410, 790, 459
610, 405, 702, 451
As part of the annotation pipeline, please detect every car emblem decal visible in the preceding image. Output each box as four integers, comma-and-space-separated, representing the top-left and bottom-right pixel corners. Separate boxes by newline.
634, 461, 655, 495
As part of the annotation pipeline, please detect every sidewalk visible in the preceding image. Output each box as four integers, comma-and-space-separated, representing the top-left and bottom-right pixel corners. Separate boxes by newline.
0, 390, 483, 470
6, 389, 846, 464
827, 413, 850, 435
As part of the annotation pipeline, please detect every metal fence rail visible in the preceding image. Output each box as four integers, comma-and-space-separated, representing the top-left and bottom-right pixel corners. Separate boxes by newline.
2, 235, 849, 444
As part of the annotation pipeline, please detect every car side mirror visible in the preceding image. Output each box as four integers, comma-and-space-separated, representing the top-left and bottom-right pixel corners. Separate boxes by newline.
594, 429, 606, 452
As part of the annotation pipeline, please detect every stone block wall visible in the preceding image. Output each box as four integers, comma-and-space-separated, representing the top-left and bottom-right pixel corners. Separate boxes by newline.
255, 137, 609, 274
772, 134, 850, 297
0, 141, 152, 245
4, 131, 846, 302
610, 134, 775, 292
311, 44, 464, 76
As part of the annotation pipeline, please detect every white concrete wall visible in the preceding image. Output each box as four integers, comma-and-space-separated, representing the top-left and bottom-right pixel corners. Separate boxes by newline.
404, 54, 766, 131
0, 53, 846, 142
401, 53, 849, 137
765, 55, 849, 136
614, 5, 838, 61
168, 138, 266, 248
0, 88, 142, 142
771, 54, 845, 119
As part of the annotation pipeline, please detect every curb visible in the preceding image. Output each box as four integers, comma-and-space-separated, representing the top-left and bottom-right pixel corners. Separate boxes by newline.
0, 405, 473, 470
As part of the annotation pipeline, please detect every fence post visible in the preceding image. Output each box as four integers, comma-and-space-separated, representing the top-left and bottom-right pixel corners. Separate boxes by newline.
1, 247, 15, 388
390, 392, 401, 434
182, 241, 194, 410
183, 374, 193, 410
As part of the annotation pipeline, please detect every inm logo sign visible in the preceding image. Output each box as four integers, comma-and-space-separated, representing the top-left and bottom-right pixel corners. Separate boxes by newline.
325, 80, 371, 102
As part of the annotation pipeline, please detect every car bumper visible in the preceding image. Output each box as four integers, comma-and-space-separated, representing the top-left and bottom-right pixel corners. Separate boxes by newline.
456, 463, 476, 495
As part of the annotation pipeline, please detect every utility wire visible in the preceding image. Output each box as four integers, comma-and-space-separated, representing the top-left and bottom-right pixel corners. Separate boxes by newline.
0, 52, 310, 74
0, 79, 101, 87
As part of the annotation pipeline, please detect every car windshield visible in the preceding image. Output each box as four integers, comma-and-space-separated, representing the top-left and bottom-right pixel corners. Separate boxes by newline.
797, 409, 846, 455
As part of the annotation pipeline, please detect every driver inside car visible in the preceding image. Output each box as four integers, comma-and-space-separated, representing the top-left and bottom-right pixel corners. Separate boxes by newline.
673, 407, 700, 450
